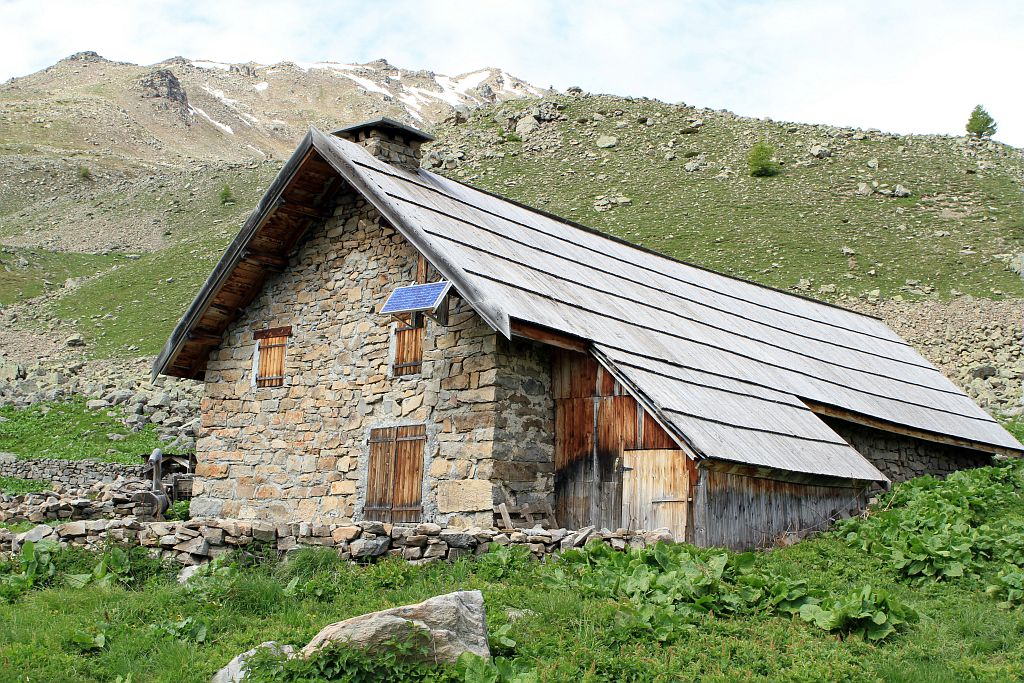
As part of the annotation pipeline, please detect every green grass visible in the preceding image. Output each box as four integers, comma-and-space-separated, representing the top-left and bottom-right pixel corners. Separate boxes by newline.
2, 464, 1024, 682
0, 398, 163, 464
0, 249, 122, 306
0, 477, 49, 495
45, 163, 278, 358
51, 236, 229, 357
432, 96, 1024, 302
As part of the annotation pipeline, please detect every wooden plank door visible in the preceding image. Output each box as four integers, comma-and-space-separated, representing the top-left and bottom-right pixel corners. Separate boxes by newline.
621, 449, 689, 537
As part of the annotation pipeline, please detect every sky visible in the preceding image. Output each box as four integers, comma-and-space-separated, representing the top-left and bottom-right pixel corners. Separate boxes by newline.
1, 0, 1022, 146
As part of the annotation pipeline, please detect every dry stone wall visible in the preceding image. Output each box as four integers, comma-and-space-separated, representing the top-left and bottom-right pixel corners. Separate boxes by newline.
0, 477, 154, 525
193, 188, 555, 526
825, 419, 993, 483
0, 516, 674, 567
0, 453, 144, 489
0, 357, 202, 452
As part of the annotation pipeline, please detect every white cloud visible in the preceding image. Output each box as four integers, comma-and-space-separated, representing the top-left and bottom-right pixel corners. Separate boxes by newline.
0, 0, 1022, 145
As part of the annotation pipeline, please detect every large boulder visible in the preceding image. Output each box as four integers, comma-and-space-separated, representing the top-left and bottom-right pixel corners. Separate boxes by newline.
302, 590, 489, 664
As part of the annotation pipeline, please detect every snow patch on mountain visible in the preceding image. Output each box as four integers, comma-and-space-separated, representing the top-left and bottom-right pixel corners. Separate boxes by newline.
189, 105, 233, 134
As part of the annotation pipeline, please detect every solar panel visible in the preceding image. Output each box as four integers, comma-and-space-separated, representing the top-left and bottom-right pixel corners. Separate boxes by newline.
380, 281, 452, 315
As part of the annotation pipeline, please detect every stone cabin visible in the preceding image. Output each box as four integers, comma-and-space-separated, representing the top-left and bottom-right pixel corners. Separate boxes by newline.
154, 118, 1023, 549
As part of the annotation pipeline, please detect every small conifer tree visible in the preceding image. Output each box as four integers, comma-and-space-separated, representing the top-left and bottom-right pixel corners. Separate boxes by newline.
219, 183, 235, 205
747, 141, 780, 177
965, 105, 996, 138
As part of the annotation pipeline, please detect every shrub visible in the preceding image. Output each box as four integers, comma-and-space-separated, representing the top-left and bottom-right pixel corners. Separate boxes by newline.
219, 183, 235, 204
986, 566, 1024, 609
473, 543, 535, 580
245, 636, 461, 682
747, 141, 780, 177
799, 585, 918, 641
966, 104, 997, 138
76, 165, 92, 181
837, 461, 1024, 584
163, 499, 191, 521
63, 543, 172, 589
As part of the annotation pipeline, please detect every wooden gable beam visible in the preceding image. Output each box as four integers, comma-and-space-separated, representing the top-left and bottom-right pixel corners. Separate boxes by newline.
187, 329, 224, 345
805, 400, 1023, 457
241, 249, 288, 271
510, 319, 589, 353
276, 200, 334, 220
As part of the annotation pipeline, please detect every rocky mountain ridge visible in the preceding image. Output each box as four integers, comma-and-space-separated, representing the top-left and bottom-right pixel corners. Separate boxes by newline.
2, 51, 545, 163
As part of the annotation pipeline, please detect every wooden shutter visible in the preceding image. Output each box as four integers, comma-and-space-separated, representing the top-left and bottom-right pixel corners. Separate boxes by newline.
365, 425, 426, 523
254, 326, 291, 388
393, 313, 424, 376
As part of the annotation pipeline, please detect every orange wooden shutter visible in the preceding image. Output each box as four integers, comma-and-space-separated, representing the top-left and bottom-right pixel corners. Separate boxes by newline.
254, 326, 291, 388
365, 425, 425, 522
393, 314, 424, 376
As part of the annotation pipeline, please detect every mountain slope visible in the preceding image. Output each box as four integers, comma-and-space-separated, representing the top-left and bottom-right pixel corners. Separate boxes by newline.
0, 55, 1019, 414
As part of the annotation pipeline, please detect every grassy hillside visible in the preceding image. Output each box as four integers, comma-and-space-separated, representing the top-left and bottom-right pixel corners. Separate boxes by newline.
0, 59, 1020, 367
3, 462, 1024, 681
429, 95, 1024, 301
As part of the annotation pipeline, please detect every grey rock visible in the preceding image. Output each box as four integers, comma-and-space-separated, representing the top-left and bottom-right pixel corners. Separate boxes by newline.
892, 184, 912, 198
683, 156, 706, 172
177, 564, 202, 585
514, 115, 539, 137
595, 135, 618, 149
302, 590, 489, 664
439, 530, 476, 549
19, 524, 55, 544
173, 536, 210, 556
809, 144, 832, 159
212, 641, 295, 683
350, 536, 390, 558
970, 365, 997, 379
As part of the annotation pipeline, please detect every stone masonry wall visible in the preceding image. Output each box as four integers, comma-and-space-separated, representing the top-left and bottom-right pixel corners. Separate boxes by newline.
0, 453, 144, 488
192, 187, 555, 526
826, 418, 993, 483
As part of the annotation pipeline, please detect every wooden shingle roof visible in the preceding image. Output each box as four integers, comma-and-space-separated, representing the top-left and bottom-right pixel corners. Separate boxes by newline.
155, 127, 1024, 482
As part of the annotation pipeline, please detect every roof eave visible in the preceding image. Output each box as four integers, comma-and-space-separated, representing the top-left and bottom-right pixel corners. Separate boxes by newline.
151, 129, 318, 381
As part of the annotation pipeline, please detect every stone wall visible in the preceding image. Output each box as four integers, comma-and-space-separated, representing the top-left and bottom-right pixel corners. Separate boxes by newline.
0, 517, 674, 567
193, 188, 556, 526
0, 453, 145, 489
826, 418, 993, 483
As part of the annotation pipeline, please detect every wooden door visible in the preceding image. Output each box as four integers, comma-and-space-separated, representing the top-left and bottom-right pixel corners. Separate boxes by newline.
621, 449, 689, 537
